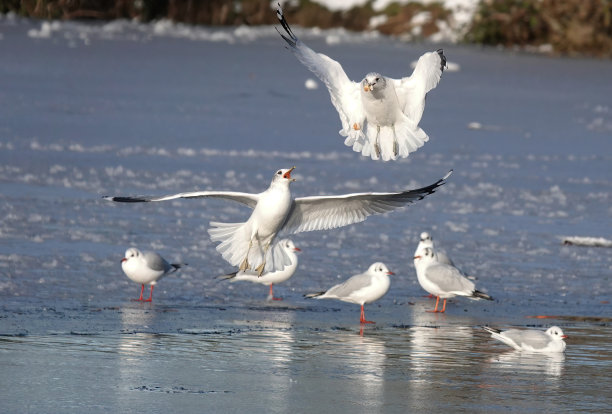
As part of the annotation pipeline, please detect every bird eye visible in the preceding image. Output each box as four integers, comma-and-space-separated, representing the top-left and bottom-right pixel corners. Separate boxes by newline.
375, 77, 379, 81
277, 171, 282, 175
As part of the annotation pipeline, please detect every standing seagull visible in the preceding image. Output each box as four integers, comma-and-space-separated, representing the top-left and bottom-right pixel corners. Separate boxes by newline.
483, 326, 568, 353
414, 231, 454, 266
413, 247, 492, 313
121, 247, 184, 302
217, 239, 301, 301
106, 167, 451, 276
305, 262, 394, 324
276, 6, 446, 162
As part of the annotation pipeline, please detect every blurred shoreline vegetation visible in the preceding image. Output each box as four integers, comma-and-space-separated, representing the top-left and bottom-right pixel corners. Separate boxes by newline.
1, 0, 610, 57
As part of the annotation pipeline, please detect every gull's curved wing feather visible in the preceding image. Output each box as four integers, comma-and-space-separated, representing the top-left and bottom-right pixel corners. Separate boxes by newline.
282, 170, 452, 234
424, 263, 474, 294
394, 49, 446, 123
325, 273, 372, 298
143, 251, 171, 273
104, 191, 259, 209
502, 330, 551, 350
276, 6, 364, 134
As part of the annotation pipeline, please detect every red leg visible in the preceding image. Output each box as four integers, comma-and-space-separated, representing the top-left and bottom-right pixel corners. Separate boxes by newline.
427, 296, 440, 313
359, 305, 375, 324
144, 285, 154, 302
132, 284, 145, 301
440, 298, 447, 313
269, 284, 282, 301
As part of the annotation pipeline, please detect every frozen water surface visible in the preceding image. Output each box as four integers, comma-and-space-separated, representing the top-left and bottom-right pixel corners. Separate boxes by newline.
1, 16, 611, 413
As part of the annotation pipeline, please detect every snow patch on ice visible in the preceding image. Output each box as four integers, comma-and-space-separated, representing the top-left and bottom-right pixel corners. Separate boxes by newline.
562, 236, 612, 248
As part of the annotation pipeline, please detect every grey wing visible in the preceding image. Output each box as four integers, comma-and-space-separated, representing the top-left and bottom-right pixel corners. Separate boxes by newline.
104, 190, 259, 209
425, 263, 474, 294
505, 330, 551, 349
326, 273, 373, 298
281, 171, 451, 234
144, 251, 171, 272
276, 6, 363, 133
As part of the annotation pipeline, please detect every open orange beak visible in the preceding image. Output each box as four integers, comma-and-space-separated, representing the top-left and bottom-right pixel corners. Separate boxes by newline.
413, 255, 421, 260
283, 166, 296, 181
363, 85, 370, 92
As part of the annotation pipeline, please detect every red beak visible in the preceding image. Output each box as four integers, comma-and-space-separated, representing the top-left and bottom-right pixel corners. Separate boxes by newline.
121, 258, 127, 263
387, 271, 395, 275
413, 255, 421, 259
294, 247, 301, 252
561, 335, 569, 339
283, 166, 296, 180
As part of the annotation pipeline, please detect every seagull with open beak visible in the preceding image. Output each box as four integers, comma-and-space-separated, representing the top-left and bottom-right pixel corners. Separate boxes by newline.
106, 168, 451, 275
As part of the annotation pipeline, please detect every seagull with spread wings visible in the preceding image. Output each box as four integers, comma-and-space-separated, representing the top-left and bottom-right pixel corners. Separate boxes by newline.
105, 167, 452, 275
276, 6, 446, 162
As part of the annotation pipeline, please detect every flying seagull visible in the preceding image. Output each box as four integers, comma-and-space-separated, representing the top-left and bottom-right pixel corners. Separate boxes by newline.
217, 238, 301, 301
413, 246, 492, 312
121, 247, 185, 302
105, 167, 452, 275
276, 5, 446, 162
305, 262, 394, 324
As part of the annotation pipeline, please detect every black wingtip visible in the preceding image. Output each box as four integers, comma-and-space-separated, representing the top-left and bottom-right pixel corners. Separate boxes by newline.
275, 3, 298, 46
474, 290, 493, 301
436, 48, 447, 72
304, 291, 325, 298
103, 196, 151, 203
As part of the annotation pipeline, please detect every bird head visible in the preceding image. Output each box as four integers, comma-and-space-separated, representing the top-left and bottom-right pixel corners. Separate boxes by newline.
414, 247, 436, 263
362, 73, 384, 92
420, 232, 432, 243
281, 239, 301, 252
273, 166, 296, 183
122, 247, 140, 263
547, 326, 569, 340
369, 262, 394, 276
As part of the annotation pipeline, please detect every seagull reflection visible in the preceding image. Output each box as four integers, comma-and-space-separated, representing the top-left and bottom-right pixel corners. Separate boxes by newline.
490, 350, 565, 378
119, 305, 157, 332
325, 330, 387, 410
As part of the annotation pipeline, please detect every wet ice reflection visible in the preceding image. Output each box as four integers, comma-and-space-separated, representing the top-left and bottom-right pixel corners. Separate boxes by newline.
490, 350, 565, 379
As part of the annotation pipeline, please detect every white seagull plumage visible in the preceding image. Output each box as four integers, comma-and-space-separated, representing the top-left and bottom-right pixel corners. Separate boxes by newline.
414, 231, 454, 266
305, 262, 394, 324
106, 167, 452, 275
413, 247, 492, 313
217, 239, 301, 301
121, 247, 184, 302
276, 6, 446, 162
484, 326, 568, 353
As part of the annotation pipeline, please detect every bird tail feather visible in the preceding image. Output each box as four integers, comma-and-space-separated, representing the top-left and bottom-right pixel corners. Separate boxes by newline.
216, 271, 238, 281
208, 222, 290, 273
473, 290, 493, 301
304, 291, 326, 299
363, 118, 428, 161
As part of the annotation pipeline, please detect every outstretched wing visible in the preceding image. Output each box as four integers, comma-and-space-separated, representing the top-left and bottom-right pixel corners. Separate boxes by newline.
276, 6, 364, 135
104, 191, 259, 209
394, 49, 446, 124
281, 170, 452, 234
